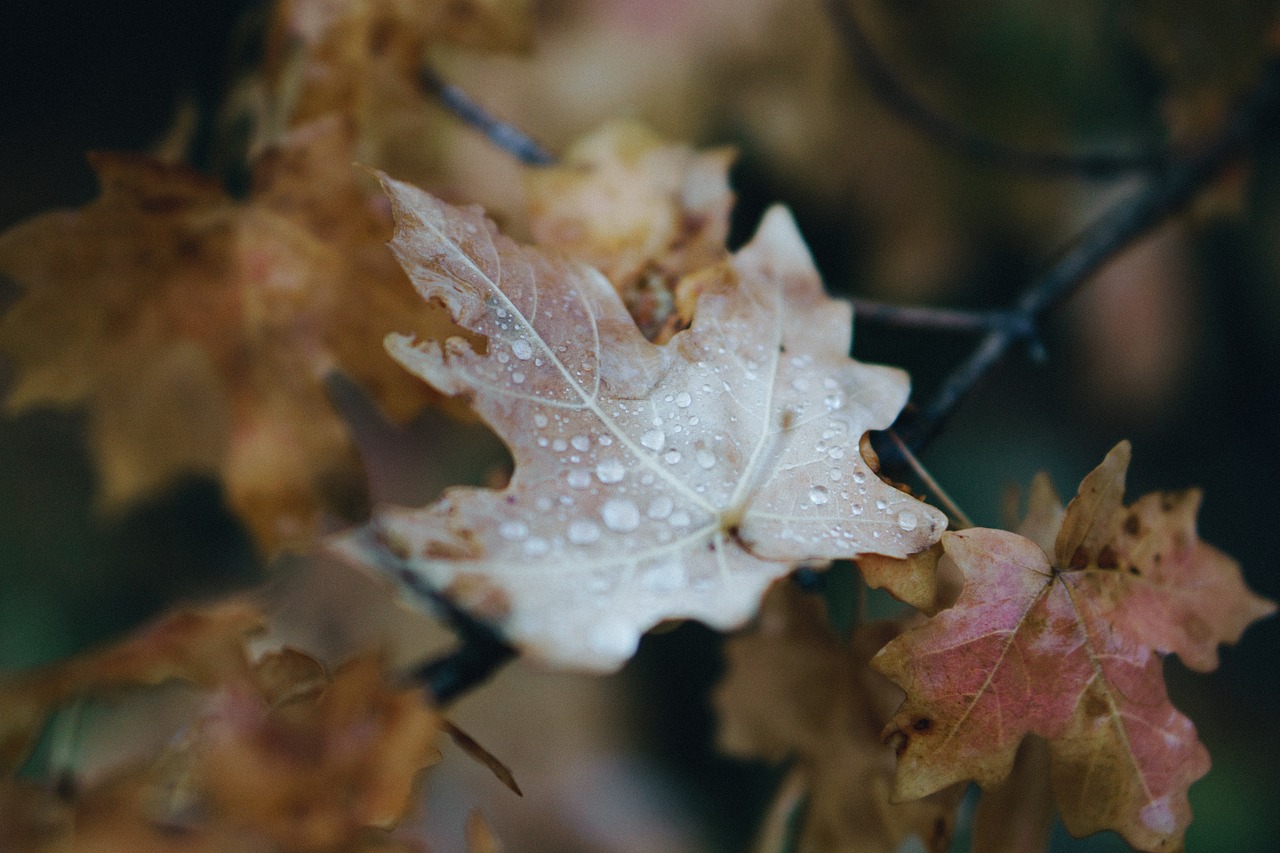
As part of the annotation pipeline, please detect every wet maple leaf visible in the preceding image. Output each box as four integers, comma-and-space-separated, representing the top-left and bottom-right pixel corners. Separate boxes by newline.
872, 442, 1276, 851
356, 175, 946, 670
714, 583, 962, 853
0, 119, 458, 552
525, 121, 735, 339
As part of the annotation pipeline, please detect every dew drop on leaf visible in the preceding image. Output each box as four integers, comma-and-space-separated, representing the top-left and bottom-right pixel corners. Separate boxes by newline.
567, 519, 602, 545
601, 498, 641, 532
647, 495, 674, 520
595, 458, 625, 483
641, 428, 665, 450
897, 511, 918, 531
511, 338, 533, 360
809, 486, 830, 505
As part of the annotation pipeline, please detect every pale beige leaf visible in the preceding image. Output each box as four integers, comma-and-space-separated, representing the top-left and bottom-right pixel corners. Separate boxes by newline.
359, 177, 945, 670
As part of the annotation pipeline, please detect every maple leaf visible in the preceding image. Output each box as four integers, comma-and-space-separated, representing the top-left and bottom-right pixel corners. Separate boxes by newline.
0, 600, 262, 774
872, 442, 1276, 851
714, 582, 963, 853
525, 120, 735, 339
357, 175, 946, 671
0, 119, 460, 552
199, 651, 442, 849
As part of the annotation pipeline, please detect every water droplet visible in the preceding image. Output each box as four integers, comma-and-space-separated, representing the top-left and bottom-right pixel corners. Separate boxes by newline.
875, 499, 888, 511
668, 510, 691, 527
642, 560, 685, 593
537, 437, 548, 447
571, 435, 590, 451
852, 503, 864, 515
566, 470, 592, 489
598, 435, 613, 446
533, 414, 548, 428
641, 428, 665, 450
663, 450, 682, 465
523, 537, 549, 556
595, 459, 625, 484
823, 393, 844, 411
897, 511, 918, 531
499, 520, 528, 541
696, 449, 716, 469
567, 519, 601, 545
535, 496, 553, 511
552, 439, 568, 452
589, 621, 636, 659
675, 391, 692, 408
601, 499, 641, 532
829, 469, 843, 482
511, 339, 533, 360
688, 416, 700, 426
828, 447, 844, 460
511, 372, 526, 384
809, 486, 830, 505
647, 496, 674, 520
496, 351, 510, 364
853, 471, 867, 484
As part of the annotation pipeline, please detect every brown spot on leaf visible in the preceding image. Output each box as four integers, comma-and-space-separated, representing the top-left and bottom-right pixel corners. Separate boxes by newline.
1069, 546, 1090, 571
1124, 513, 1141, 536
912, 717, 933, 733
1097, 546, 1119, 570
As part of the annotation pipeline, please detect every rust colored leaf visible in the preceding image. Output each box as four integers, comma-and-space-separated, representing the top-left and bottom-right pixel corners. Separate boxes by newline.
714, 583, 962, 853
199, 653, 442, 849
0, 120, 459, 552
359, 177, 946, 670
0, 600, 263, 775
525, 121, 735, 338
873, 442, 1276, 851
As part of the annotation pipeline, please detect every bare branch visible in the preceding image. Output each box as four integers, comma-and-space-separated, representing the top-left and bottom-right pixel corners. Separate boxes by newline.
892, 57, 1280, 455
824, 0, 1165, 180
419, 65, 555, 166
851, 299, 1036, 337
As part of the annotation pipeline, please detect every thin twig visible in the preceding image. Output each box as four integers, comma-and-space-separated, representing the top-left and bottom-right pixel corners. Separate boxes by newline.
419, 66, 555, 166
851, 299, 1036, 338
825, 0, 1166, 179
887, 430, 973, 528
893, 57, 1280, 456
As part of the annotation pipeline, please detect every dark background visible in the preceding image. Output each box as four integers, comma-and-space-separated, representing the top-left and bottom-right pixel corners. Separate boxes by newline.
1, 2, 1277, 851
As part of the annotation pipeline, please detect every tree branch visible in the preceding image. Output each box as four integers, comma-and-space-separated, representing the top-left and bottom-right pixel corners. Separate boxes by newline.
419, 66, 555, 166
824, 0, 1166, 179
392, 47, 1280, 709
890, 56, 1280, 456
340, 527, 517, 705
851, 299, 1037, 338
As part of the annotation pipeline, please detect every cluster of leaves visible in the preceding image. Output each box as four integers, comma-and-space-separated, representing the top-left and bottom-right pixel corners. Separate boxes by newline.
1, 0, 1278, 851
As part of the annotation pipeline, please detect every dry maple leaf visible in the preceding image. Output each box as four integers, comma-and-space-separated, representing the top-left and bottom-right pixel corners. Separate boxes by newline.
198, 651, 442, 850
0, 119, 459, 552
0, 600, 263, 775
357, 174, 945, 670
872, 442, 1276, 851
525, 120, 735, 338
714, 583, 962, 853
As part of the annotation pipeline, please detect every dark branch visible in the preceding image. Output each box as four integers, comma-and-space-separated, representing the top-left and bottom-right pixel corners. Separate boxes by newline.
851, 299, 1037, 338
419, 66, 555, 166
890, 57, 1280, 456
824, 0, 1166, 180
342, 527, 517, 705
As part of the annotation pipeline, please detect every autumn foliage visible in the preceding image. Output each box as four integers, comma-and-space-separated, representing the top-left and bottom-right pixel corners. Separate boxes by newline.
2, 1, 1278, 851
